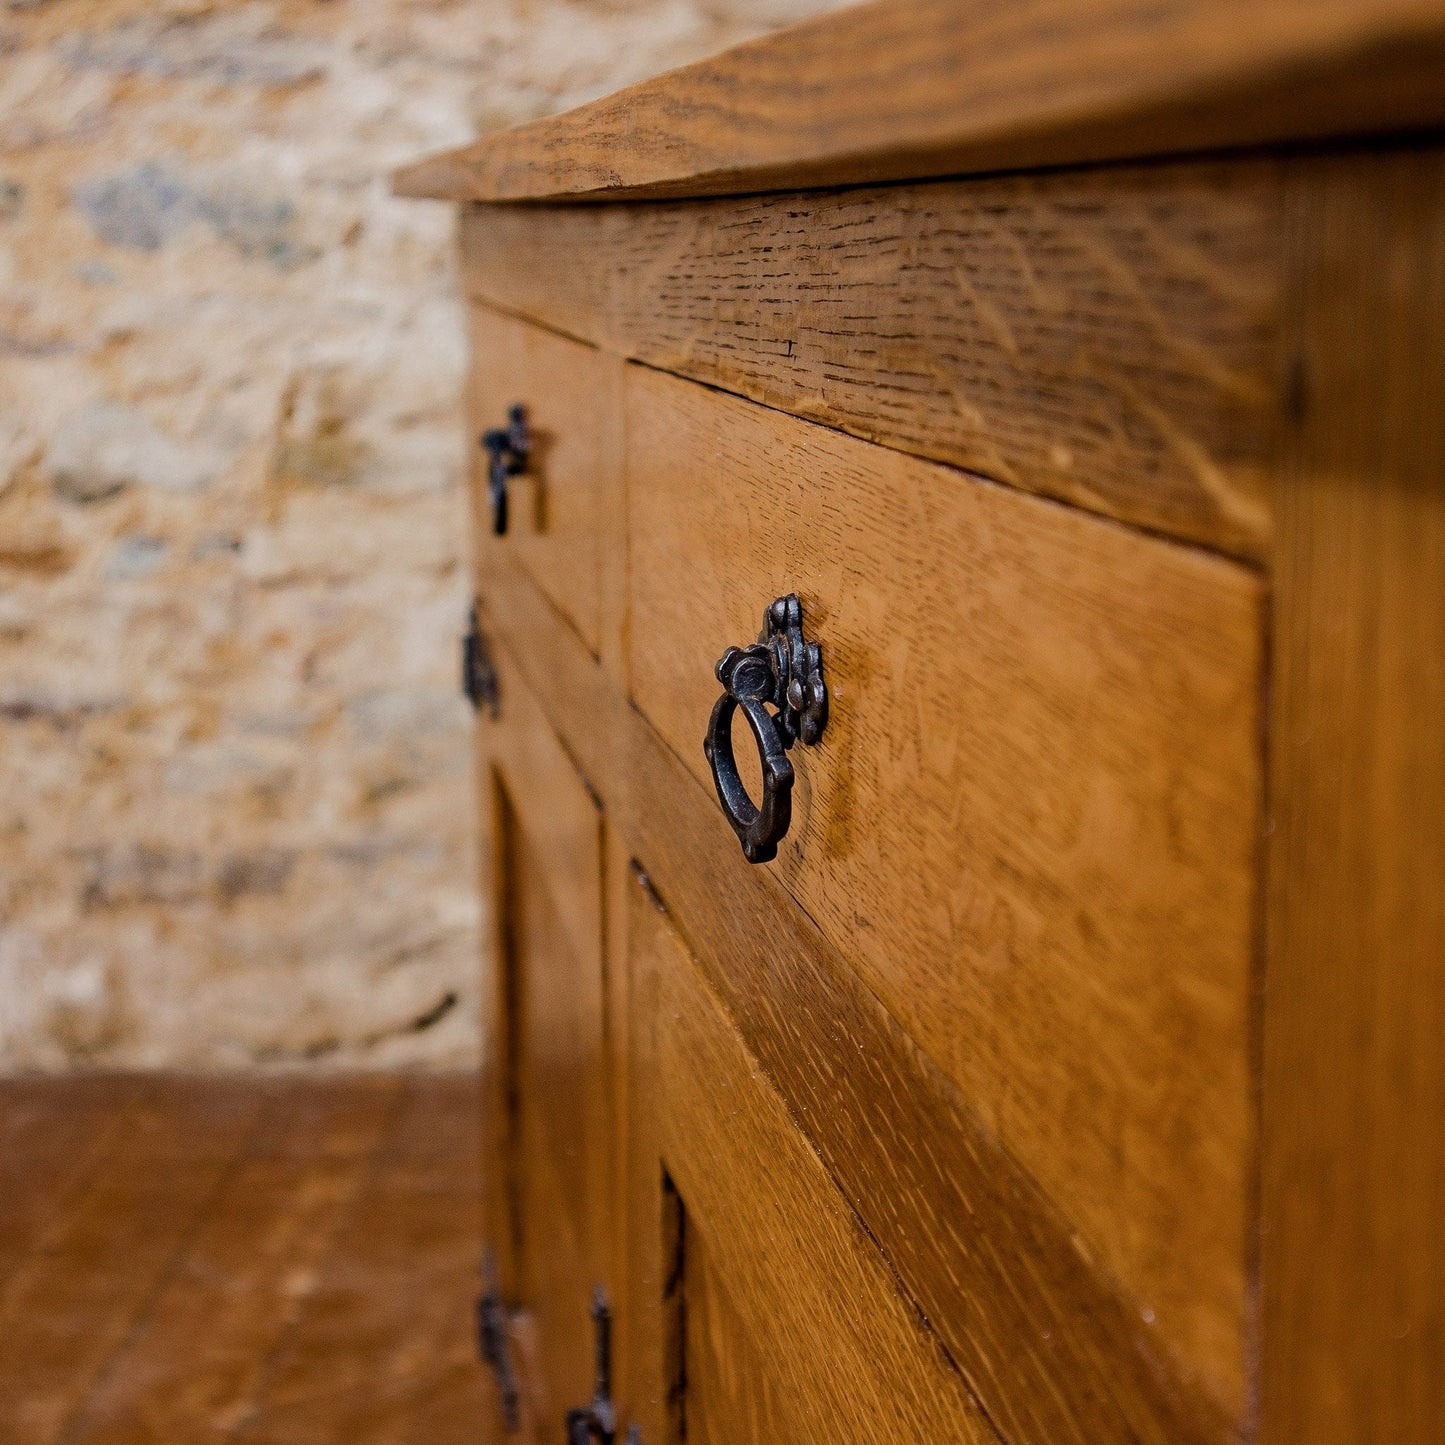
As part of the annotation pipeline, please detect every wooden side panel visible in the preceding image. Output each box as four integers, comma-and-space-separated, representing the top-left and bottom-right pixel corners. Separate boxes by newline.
1262, 148, 1445, 1444
625, 364, 1263, 1416
462, 161, 1284, 560
632, 881, 997, 1445
484, 629, 602, 978
469, 307, 616, 657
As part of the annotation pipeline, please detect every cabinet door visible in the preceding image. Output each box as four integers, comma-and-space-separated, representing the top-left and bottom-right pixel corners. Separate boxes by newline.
477, 630, 609, 1441
619, 868, 995, 1445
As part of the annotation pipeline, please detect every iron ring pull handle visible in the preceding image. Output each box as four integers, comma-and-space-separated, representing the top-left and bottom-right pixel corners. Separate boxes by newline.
481, 403, 530, 536
703, 594, 828, 864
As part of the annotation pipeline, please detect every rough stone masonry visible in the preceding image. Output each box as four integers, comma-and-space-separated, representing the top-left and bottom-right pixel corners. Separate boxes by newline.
0, 0, 829, 1071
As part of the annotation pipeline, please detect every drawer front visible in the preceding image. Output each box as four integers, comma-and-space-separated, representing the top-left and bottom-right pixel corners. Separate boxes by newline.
461, 159, 1284, 561
627, 879, 996, 1445
469, 306, 617, 656
625, 365, 1263, 1417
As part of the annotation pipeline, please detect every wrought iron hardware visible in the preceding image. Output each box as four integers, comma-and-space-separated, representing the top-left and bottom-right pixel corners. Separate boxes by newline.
481, 403, 530, 536
565, 1287, 617, 1444
475, 1269, 520, 1431
703, 594, 828, 864
462, 606, 499, 717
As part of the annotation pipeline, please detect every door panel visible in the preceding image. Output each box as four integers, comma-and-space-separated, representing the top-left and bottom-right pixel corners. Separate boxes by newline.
625, 869, 997, 1445
683, 1229, 795, 1445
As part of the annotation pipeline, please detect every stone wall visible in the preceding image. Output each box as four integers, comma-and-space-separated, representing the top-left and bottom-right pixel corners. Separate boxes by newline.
0, 0, 830, 1071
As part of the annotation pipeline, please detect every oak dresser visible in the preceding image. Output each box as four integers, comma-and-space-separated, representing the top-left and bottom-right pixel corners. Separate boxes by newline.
395, 3, 1445, 1441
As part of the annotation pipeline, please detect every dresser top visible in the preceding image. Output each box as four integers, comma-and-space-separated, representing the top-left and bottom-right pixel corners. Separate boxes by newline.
394, 0, 1445, 204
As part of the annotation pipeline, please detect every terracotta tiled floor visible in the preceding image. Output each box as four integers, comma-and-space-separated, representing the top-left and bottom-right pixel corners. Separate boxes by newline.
0, 1073, 486, 1444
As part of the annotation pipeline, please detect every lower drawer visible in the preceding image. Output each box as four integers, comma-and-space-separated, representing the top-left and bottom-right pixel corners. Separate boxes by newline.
624, 364, 1263, 1417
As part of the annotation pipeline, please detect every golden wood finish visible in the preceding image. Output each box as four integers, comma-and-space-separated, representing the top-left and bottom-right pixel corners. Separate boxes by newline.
1261, 149, 1445, 1445
394, 0, 1445, 203
468, 310, 618, 656
626, 363, 1261, 1414
0, 1076, 484, 1445
402, 12, 1445, 1435
461, 161, 1283, 559
477, 641, 610, 1439
636, 884, 998, 1445
476, 549, 1237, 1445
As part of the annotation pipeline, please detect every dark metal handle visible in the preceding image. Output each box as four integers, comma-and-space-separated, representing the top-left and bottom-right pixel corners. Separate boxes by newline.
481, 403, 530, 536
703, 594, 828, 864
476, 1259, 520, 1431
462, 606, 499, 717
565, 1287, 617, 1443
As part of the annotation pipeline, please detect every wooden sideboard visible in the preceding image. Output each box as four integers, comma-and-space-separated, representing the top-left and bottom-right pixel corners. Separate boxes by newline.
396, 3, 1445, 1440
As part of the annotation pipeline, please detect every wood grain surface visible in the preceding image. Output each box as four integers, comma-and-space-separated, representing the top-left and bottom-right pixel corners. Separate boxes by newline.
602, 829, 657, 1445
476, 761, 521, 1320
0, 1075, 484, 1445
639, 891, 997, 1444
462, 159, 1284, 558
1261, 148, 1445, 1445
625, 363, 1262, 1415
232, 1083, 484, 1445
0, 1082, 270, 1445
511, 826, 602, 1433
475, 550, 1238, 1445
612, 852, 669, 1445
469, 309, 619, 657
394, 0, 1445, 203
66, 1080, 405, 1445
479, 652, 609, 1439
682, 1234, 794, 1445
0, 1076, 148, 1295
